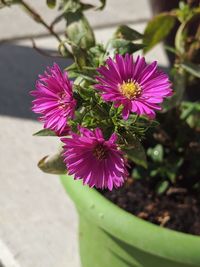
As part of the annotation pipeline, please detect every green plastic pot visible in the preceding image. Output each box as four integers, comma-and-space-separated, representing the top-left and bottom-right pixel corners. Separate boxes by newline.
61, 174, 200, 267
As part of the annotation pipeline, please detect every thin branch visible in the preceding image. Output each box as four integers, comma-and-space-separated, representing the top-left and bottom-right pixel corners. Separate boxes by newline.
31, 38, 64, 58
50, 13, 64, 30
19, 0, 72, 57
187, 23, 200, 62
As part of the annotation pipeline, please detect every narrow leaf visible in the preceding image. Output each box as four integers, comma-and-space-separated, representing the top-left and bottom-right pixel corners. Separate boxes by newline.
66, 12, 95, 49
115, 25, 143, 41
107, 39, 145, 55
143, 14, 176, 53
72, 46, 89, 69
124, 139, 147, 168
33, 129, 56, 136
175, 22, 187, 54
162, 69, 186, 111
0, 0, 21, 8
62, 0, 81, 13
97, 0, 106, 10
156, 181, 169, 195
181, 62, 200, 78
80, 3, 95, 11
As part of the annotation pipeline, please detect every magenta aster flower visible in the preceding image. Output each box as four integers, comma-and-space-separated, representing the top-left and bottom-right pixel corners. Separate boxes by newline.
31, 63, 76, 135
95, 54, 172, 120
61, 127, 128, 190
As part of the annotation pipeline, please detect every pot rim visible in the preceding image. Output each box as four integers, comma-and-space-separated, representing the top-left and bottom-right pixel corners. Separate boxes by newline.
61, 174, 200, 265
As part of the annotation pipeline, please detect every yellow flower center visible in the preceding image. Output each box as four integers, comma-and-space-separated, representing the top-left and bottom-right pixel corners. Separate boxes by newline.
120, 80, 142, 99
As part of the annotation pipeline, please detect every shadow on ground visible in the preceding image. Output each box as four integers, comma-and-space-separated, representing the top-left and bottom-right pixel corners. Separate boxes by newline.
0, 43, 72, 120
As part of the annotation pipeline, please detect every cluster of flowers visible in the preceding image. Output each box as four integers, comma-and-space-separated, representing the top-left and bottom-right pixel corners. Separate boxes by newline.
31, 54, 172, 190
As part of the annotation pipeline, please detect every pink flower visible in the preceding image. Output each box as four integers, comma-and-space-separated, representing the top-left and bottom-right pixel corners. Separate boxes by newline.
31, 63, 76, 135
95, 54, 172, 120
61, 127, 128, 190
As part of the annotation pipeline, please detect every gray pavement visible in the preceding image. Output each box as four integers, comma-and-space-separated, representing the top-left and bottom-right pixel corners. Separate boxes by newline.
0, 45, 79, 267
0, 0, 151, 41
0, 116, 80, 267
0, 1, 169, 267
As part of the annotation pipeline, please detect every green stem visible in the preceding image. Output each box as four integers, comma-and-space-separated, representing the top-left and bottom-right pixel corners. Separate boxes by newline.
132, 114, 139, 124
79, 106, 92, 125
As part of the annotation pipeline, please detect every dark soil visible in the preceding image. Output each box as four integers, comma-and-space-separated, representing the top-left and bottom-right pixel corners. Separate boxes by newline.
102, 178, 200, 236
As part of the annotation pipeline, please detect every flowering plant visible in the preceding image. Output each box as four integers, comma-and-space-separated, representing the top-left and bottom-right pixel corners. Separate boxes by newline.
30, 53, 172, 190
2, 0, 200, 195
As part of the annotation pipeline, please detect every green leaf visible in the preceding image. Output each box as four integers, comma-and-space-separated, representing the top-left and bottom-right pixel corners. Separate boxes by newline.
33, 129, 56, 136
107, 39, 145, 55
115, 25, 143, 41
181, 101, 200, 120
65, 12, 95, 49
176, 1, 192, 23
65, 62, 77, 71
97, 0, 106, 10
72, 46, 89, 69
163, 69, 186, 111
147, 144, 164, 163
38, 151, 66, 174
0, 0, 21, 8
194, 7, 200, 15
143, 14, 176, 53
75, 85, 94, 100
46, 0, 56, 9
156, 180, 169, 195
181, 102, 200, 129
167, 157, 184, 183
88, 44, 106, 66
58, 41, 72, 57
181, 62, 200, 78
62, 0, 81, 13
80, 3, 95, 11
63, 1, 94, 12
175, 21, 187, 54
180, 102, 194, 120
131, 166, 148, 180
164, 45, 179, 55
124, 139, 147, 168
